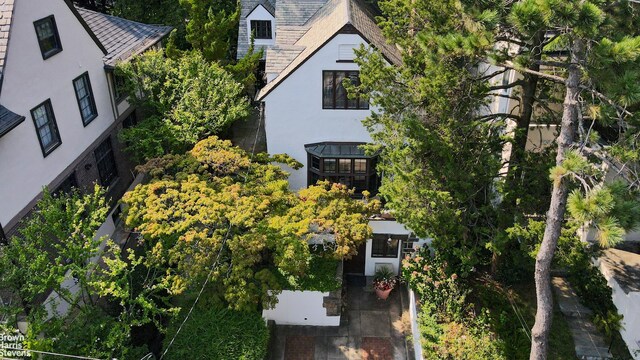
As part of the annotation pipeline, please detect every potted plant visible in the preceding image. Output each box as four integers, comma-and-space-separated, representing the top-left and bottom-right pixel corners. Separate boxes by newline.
373, 267, 397, 300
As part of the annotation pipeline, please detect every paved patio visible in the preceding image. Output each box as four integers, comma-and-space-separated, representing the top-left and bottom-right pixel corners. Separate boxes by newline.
270, 279, 414, 360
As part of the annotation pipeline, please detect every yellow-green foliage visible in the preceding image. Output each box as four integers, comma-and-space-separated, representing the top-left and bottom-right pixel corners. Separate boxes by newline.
121, 136, 378, 311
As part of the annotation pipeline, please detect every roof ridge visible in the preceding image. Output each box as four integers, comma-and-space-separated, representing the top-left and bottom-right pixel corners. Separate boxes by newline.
345, 0, 352, 24
76, 6, 170, 28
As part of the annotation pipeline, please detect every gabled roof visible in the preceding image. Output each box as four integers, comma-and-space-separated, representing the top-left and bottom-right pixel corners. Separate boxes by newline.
256, 0, 401, 101
237, 0, 277, 59
76, 7, 172, 68
0, 0, 16, 95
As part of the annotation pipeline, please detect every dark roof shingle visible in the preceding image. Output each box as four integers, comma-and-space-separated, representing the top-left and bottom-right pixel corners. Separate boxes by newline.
0, 0, 16, 94
0, 104, 24, 138
76, 7, 172, 67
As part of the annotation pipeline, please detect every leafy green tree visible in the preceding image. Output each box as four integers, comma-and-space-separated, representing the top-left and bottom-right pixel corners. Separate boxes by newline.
111, 0, 190, 50
179, 0, 239, 61
0, 186, 109, 318
116, 49, 250, 162
119, 137, 379, 311
354, 9, 504, 275
356, 1, 640, 358
497, 1, 640, 358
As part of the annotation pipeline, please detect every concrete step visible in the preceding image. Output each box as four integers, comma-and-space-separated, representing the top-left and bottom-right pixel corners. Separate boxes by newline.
575, 345, 614, 360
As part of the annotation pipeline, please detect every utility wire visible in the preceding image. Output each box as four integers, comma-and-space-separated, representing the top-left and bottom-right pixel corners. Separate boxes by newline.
154, 104, 266, 360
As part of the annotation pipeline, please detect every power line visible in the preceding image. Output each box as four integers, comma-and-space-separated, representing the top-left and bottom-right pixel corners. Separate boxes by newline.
155, 104, 266, 360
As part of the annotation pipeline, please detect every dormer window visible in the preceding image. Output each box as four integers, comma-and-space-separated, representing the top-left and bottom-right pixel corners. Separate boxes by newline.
34, 16, 62, 60
251, 20, 272, 39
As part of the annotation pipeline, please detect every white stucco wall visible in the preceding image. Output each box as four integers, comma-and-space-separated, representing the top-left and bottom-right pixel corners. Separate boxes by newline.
597, 259, 640, 359
0, 0, 115, 227
364, 220, 430, 276
262, 34, 374, 190
263, 290, 340, 326
246, 5, 275, 47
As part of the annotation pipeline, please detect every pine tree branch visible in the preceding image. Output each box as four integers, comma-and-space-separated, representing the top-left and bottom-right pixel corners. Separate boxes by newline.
500, 61, 567, 83
488, 79, 524, 90
488, 93, 521, 101
495, 36, 529, 47
474, 67, 509, 82
476, 113, 522, 121
580, 85, 633, 117
532, 60, 570, 68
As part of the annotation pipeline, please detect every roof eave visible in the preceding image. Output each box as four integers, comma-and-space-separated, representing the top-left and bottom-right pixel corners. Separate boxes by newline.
103, 27, 173, 68
64, 1, 108, 55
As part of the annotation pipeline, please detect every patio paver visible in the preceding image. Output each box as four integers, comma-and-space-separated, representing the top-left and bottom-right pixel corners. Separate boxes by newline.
275, 279, 413, 360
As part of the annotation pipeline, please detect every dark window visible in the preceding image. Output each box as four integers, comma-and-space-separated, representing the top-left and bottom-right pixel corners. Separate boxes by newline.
53, 172, 78, 196
34, 16, 62, 59
311, 156, 320, 171
113, 74, 127, 101
322, 71, 368, 110
306, 153, 379, 196
324, 159, 336, 173
73, 72, 98, 125
122, 112, 138, 129
339, 159, 351, 173
31, 100, 62, 156
250, 20, 272, 39
94, 137, 118, 187
371, 235, 400, 258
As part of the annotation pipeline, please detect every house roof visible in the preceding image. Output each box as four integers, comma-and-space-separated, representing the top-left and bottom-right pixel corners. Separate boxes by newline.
256, 0, 401, 101
237, 0, 277, 59
600, 248, 640, 294
75, 7, 172, 67
0, 0, 16, 95
0, 104, 24, 138
305, 142, 376, 158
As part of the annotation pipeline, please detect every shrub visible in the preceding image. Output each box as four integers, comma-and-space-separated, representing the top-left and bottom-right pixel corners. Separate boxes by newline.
419, 308, 506, 360
163, 307, 269, 360
403, 249, 467, 321
276, 254, 342, 292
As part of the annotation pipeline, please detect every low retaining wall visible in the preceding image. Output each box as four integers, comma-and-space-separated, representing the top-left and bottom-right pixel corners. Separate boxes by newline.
262, 289, 341, 326
263, 262, 343, 326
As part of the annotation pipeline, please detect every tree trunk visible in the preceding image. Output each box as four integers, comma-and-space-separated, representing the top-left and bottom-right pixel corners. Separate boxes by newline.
493, 31, 545, 274
529, 38, 585, 360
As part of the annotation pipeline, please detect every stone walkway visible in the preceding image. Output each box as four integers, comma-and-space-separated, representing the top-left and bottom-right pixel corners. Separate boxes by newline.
552, 277, 613, 359
270, 281, 413, 360
229, 105, 267, 154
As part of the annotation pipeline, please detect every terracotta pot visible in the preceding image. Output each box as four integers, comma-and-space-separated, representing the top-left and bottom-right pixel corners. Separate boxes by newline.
375, 287, 393, 300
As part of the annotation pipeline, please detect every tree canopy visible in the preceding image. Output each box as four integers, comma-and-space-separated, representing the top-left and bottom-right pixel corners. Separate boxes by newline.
117, 136, 379, 311
116, 49, 250, 162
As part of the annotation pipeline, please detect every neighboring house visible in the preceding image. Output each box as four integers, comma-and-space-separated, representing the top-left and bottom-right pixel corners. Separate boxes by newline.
239, 0, 426, 278
0, 0, 171, 240
597, 248, 640, 359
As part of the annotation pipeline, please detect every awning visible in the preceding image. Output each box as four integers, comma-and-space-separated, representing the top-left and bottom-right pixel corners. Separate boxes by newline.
0, 105, 25, 138
304, 142, 377, 158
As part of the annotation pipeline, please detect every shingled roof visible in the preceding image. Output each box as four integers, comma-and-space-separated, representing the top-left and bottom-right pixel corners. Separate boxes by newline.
237, 0, 277, 59
0, 0, 16, 94
256, 0, 401, 100
76, 7, 172, 67
0, 104, 24, 138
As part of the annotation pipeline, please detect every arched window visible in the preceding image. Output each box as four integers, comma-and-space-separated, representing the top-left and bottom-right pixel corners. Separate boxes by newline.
305, 142, 379, 196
